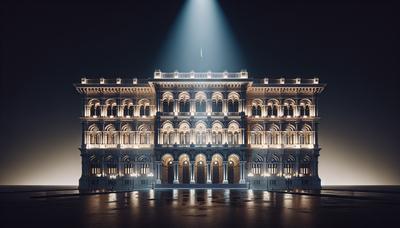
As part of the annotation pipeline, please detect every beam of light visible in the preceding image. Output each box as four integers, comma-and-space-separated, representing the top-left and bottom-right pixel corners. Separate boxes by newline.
156, 0, 244, 72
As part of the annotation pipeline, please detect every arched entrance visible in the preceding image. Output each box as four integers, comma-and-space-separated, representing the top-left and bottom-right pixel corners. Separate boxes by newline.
178, 154, 190, 184
161, 154, 174, 184
211, 154, 223, 183
195, 154, 206, 184
228, 154, 240, 184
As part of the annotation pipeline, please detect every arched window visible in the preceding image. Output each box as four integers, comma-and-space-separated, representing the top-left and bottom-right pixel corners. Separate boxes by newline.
105, 99, 117, 117
285, 125, 296, 145
104, 124, 117, 145
105, 156, 117, 176
122, 99, 133, 117
88, 125, 101, 145
283, 99, 295, 117
178, 122, 191, 145
162, 92, 174, 112
251, 99, 262, 116
121, 124, 132, 145
88, 99, 101, 117
301, 125, 313, 145
178, 92, 190, 112
300, 99, 312, 117
227, 122, 240, 145
138, 124, 150, 144
250, 124, 263, 145
138, 99, 151, 117
195, 92, 206, 113
227, 92, 240, 112
211, 92, 223, 112
122, 156, 133, 175
284, 155, 295, 175
195, 122, 207, 145
212, 122, 223, 144
268, 155, 279, 175
267, 124, 280, 145
161, 122, 174, 145
300, 156, 311, 176
89, 156, 101, 176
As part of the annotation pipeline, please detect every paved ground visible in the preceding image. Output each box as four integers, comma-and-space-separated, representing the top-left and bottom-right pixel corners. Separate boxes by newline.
1, 186, 399, 227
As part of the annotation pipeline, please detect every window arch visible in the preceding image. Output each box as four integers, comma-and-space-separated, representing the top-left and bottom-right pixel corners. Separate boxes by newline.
178, 121, 191, 145
251, 99, 262, 116
89, 156, 101, 176
88, 99, 101, 117
211, 92, 223, 112
300, 124, 313, 145
104, 124, 117, 145
121, 124, 132, 145
267, 124, 280, 145
122, 99, 134, 117
88, 124, 101, 144
162, 92, 174, 113
266, 99, 279, 117
138, 99, 151, 117
227, 121, 240, 145
105, 99, 117, 117
300, 99, 312, 117
195, 121, 207, 144
250, 124, 263, 145
300, 155, 312, 176
283, 99, 295, 117
161, 121, 175, 145
285, 124, 296, 145
268, 155, 279, 175
284, 155, 295, 175
138, 124, 150, 144
227, 92, 240, 112
211, 121, 223, 144
178, 92, 191, 112
122, 156, 134, 175
104, 156, 118, 176
195, 92, 207, 112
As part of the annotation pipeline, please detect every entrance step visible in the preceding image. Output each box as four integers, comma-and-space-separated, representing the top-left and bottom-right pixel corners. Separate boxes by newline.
155, 183, 248, 189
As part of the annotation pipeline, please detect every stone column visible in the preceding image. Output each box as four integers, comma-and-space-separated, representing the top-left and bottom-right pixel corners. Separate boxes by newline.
190, 162, 195, 183
239, 162, 246, 184
223, 161, 228, 184
156, 162, 161, 184
173, 162, 179, 184
207, 161, 211, 183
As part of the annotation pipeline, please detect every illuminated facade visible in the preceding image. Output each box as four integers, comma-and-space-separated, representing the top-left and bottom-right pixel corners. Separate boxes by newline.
75, 70, 325, 191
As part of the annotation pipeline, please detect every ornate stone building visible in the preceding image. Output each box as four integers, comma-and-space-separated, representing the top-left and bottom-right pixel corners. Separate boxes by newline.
75, 70, 325, 191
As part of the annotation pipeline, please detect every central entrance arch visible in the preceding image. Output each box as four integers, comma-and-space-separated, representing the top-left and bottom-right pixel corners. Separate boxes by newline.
211, 154, 223, 183
228, 154, 240, 184
195, 154, 206, 184
161, 154, 174, 184
178, 154, 190, 184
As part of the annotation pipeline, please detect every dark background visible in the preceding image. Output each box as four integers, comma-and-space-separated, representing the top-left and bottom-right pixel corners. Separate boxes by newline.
1, 1, 399, 185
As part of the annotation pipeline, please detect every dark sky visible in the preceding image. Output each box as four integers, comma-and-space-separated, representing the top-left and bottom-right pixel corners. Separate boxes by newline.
1, 1, 399, 185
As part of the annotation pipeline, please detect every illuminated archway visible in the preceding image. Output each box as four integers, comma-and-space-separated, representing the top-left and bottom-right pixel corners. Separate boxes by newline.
194, 154, 206, 184
227, 154, 240, 184
211, 154, 223, 183
161, 154, 174, 184
178, 154, 191, 184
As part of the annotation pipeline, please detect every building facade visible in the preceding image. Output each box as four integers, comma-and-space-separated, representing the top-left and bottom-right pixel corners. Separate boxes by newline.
75, 70, 325, 191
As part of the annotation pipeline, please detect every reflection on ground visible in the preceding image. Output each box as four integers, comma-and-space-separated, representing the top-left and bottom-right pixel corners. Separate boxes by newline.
0, 187, 399, 227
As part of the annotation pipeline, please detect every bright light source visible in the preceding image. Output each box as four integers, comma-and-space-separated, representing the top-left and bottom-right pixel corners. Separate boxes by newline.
157, 0, 243, 71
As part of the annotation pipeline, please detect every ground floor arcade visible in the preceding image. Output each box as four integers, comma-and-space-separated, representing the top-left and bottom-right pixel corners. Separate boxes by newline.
154, 153, 246, 185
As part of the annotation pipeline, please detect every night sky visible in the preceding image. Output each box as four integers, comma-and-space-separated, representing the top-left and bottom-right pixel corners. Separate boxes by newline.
1, 1, 399, 185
